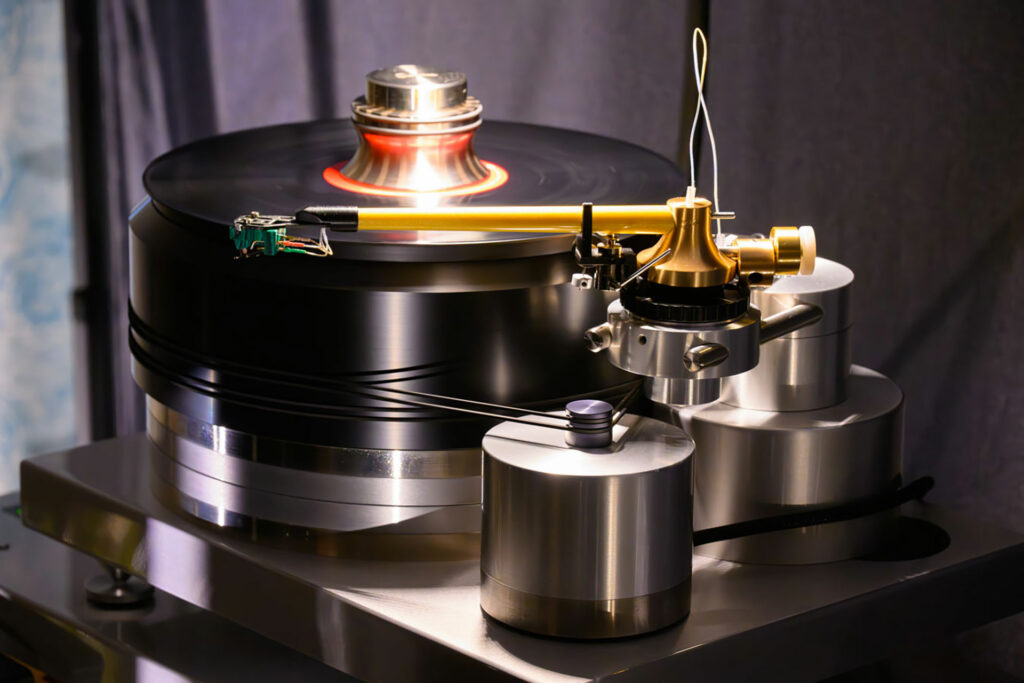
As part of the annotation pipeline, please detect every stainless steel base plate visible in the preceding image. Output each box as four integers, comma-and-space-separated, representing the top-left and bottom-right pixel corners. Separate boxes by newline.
17, 436, 1024, 682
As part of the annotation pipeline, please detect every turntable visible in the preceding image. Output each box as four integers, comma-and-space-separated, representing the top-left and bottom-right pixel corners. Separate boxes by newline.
6, 62, 1024, 681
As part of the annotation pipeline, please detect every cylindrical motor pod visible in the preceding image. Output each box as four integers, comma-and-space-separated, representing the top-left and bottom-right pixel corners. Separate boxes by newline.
480, 415, 694, 638
721, 258, 853, 412
679, 365, 903, 564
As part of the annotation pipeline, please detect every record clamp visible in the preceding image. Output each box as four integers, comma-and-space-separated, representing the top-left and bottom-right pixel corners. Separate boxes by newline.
325, 64, 508, 197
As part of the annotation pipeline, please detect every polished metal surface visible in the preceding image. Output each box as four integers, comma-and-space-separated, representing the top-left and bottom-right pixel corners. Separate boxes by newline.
645, 376, 721, 405
722, 258, 854, 412
147, 398, 481, 554
680, 261, 899, 563
151, 445, 481, 535
677, 366, 904, 564
639, 197, 736, 288
364, 65, 470, 114
341, 118, 489, 191
18, 437, 1024, 681
84, 565, 154, 607
132, 199, 630, 452
132, 280, 629, 453
719, 225, 817, 283
583, 321, 613, 352
603, 299, 760, 387
480, 577, 691, 642
758, 303, 824, 343
721, 332, 851, 412
749, 257, 853, 338
682, 342, 730, 371
148, 398, 479, 507
0, 492, 350, 682
564, 399, 613, 448
481, 415, 693, 637
345, 65, 488, 190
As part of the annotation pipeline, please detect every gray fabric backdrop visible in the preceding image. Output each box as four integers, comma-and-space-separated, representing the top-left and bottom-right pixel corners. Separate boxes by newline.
699, 1, 1024, 673
88, 0, 1023, 674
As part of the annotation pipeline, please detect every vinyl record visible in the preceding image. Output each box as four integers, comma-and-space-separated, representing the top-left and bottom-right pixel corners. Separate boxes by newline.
144, 119, 685, 229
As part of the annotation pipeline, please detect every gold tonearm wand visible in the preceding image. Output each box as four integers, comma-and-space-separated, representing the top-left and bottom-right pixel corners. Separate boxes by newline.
235, 195, 815, 288
346, 204, 677, 235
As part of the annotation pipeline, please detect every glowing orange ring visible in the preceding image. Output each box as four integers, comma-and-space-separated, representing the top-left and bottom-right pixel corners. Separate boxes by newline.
322, 160, 509, 198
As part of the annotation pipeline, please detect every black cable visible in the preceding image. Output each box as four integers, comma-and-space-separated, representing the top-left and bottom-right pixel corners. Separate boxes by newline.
129, 310, 641, 433
693, 476, 935, 547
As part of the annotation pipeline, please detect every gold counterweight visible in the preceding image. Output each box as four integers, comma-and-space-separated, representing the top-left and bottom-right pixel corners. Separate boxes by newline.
720, 227, 810, 284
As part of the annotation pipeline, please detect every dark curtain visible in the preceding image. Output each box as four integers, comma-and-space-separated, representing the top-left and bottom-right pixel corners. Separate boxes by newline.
72, 0, 1023, 674
698, 0, 1024, 673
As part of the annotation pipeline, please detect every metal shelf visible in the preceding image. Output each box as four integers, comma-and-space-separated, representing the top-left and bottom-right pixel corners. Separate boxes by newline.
14, 435, 1024, 682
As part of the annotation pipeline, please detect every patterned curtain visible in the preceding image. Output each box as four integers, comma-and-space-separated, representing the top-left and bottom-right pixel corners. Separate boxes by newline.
0, 0, 76, 493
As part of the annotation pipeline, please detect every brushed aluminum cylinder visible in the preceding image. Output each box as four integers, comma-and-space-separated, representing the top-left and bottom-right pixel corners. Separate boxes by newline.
145, 399, 482, 559
722, 332, 852, 412
146, 399, 482, 508
749, 258, 853, 338
645, 377, 721, 405
722, 258, 853, 412
481, 415, 694, 638
677, 366, 903, 564
604, 299, 761, 382
364, 65, 468, 113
